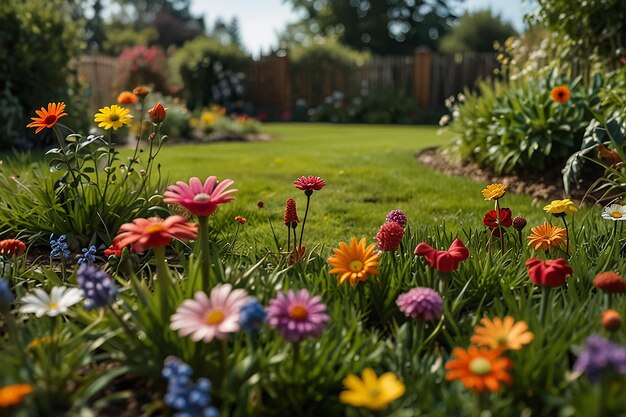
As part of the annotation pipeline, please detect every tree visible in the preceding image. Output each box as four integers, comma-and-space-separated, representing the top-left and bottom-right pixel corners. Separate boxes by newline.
440, 10, 517, 53
283, 0, 462, 55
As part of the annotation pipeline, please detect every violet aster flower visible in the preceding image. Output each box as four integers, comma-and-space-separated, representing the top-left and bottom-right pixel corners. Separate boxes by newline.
396, 287, 443, 321
375, 222, 405, 252
574, 335, 626, 382
163, 176, 237, 217
170, 284, 251, 343
266, 289, 329, 342
385, 210, 407, 228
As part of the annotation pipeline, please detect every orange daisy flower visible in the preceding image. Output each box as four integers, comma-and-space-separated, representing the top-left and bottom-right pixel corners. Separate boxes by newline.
527, 221, 567, 251
113, 216, 198, 253
471, 316, 534, 352
117, 91, 139, 105
26, 102, 67, 134
445, 346, 513, 393
0, 383, 33, 408
328, 237, 380, 286
550, 85, 570, 104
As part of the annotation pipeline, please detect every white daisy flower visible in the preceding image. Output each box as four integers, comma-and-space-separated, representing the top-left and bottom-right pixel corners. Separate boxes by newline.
20, 286, 83, 317
602, 204, 626, 221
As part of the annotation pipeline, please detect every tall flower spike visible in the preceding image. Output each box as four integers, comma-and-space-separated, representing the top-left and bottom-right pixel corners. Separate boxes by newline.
284, 198, 299, 225
375, 222, 405, 252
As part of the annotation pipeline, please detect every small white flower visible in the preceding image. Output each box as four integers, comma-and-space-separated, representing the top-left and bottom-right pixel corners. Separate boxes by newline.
20, 286, 83, 317
602, 204, 626, 221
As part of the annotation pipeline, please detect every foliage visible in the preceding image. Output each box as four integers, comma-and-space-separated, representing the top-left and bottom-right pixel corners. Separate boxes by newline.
440, 10, 517, 53
284, 0, 458, 54
445, 72, 602, 174
0, 0, 86, 149
290, 38, 370, 71
102, 26, 159, 55
170, 36, 249, 110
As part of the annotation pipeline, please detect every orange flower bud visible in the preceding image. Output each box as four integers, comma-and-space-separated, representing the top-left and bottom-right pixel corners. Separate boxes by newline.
601, 309, 622, 332
148, 102, 167, 124
132, 86, 150, 98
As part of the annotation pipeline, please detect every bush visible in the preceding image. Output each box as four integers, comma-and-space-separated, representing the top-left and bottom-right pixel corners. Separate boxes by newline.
170, 36, 249, 110
0, 0, 86, 149
118, 45, 169, 93
445, 72, 602, 174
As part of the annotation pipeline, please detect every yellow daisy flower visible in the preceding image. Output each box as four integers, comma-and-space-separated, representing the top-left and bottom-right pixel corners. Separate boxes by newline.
328, 237, 380, 286
543, 199, 577, 216
94, 104, 133, 131
481, 183, 506, 200
339, 368, 405, 411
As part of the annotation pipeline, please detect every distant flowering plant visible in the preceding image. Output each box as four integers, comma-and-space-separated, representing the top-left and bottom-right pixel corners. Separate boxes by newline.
163, 177, 237, 218
266, 289, 329, 342
414, 238, 469, 273
396, 287, 443, 321
170, 284, 251, 343
20, 286, 83, 317
339, 368, 405, 411
117, 91, 138, 105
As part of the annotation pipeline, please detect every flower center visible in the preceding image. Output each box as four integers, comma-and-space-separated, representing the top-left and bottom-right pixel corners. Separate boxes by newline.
193, 193, 212, 202
109, 114, 120, 122
349, 260, 364, 272
145, 224, 167, 234
206, 309, 225, 325
496, 335, 508, 346
469, 358, 492, 376
48, 302, 59, 310
611, 211, 623, 219
44, 115, 58, 125
289, 305, 308, 321
368, 388, 381, 399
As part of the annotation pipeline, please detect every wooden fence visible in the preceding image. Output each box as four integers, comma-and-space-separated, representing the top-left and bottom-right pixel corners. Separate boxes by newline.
78, 50, 498, 119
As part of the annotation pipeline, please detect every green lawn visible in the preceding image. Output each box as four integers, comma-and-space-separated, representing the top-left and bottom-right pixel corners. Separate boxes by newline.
148, 123, 546, 248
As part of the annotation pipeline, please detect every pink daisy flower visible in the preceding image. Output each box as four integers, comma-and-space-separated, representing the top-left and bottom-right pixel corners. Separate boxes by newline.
266, 289, 329, 342
294, 176, 326, 193
170, 284, 251, 343
163, 176, 237, 217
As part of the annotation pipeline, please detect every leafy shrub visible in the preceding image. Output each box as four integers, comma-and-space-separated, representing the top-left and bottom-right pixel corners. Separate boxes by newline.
102, 26, 159, 55
445, 72, 602, 174
170, 36, 249, 110
0, 0, 86, 149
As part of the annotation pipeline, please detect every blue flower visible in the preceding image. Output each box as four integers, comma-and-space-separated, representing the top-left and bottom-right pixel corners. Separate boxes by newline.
50, 234, 70, 259
77, 245, 97, 265
574, 335, 626, 382
0, 278, 13, 312
162, 356, 218, 417
76, 264, 118, 310
239, 299, 266, 332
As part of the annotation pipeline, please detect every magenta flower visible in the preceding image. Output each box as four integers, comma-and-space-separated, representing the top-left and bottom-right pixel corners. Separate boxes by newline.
294, 176, 326, 193
170, 284, 251, 343
375, 221, 405, 252
164, 176, 237, 217
385, 210, 407, 228
266, 289, 329, 342
396, 287, 443, 321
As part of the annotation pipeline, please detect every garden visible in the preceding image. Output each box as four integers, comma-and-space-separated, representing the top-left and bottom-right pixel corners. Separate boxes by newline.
2, 1, 626, 417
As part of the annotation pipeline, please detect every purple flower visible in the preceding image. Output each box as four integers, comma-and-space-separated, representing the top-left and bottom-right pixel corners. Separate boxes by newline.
396, 287, 443, 321
386, 210, 407, 228
574, 335, 626, 382
162, 356, 218, 417
0, 278, 13, 312
76, 264, 118, 310
266, 289, 330, 342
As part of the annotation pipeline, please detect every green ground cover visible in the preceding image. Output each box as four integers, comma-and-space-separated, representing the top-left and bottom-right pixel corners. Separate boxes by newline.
148, 123, 545, 248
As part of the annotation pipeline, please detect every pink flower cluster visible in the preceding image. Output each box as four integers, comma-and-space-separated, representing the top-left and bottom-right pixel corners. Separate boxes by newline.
119, 45, 165, 74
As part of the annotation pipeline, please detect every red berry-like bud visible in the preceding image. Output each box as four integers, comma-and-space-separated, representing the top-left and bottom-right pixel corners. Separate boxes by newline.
512, 216, 527, 231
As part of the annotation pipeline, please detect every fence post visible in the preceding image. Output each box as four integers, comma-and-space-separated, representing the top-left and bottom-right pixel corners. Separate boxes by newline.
413, 48, 432, 108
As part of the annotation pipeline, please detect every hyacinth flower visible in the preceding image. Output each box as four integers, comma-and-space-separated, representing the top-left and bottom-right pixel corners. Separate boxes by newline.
164, 176, 236, 286
543, 198, 577, 256
481, 183, 507, 251
293, 175, 326, 249
113, 216, 198, 318
77, 245, 97, 265
162, 357, 218, 417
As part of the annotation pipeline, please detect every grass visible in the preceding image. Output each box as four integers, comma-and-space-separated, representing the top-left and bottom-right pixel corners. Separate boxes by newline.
143, 123, 548, 248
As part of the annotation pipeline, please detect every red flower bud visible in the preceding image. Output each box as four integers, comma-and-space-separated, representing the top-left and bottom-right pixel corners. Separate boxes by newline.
593, 272, 626, 294
525, 258, 572, 288
601, 309, 622, 332
148, 102, 167, 124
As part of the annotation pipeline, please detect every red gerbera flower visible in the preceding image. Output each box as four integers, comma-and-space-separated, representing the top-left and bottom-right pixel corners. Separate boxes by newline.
482, 208, 513, 228
294, 176, 326, 193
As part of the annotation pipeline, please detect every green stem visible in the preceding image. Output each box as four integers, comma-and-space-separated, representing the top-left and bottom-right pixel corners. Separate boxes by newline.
495, 200, 504, 253
121, 100, 146, 186
264, 207, 281, 252
438, 271, 451, 295
561, 216, 570, 257
229, 224, 241, 253
219, 339, 228, 391
153, 246, 171, 320
286, 225, 291, 253
298, 193, 311, 248
99, 130, 115, 211
198, 216, 210, 287
108, 304, 135, 339
291, 342, 300, 376
539, 286, 551, 326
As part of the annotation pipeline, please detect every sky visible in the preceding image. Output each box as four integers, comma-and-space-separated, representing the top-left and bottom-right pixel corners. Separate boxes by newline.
190, 0, 532, 55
